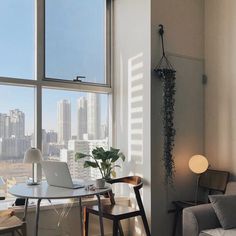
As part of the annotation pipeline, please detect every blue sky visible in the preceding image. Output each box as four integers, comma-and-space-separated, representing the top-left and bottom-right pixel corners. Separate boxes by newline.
0, 0, 107, 135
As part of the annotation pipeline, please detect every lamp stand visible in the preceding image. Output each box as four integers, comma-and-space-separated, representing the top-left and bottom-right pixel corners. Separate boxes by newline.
26, 163, 40, 185
195, 174, 200, 205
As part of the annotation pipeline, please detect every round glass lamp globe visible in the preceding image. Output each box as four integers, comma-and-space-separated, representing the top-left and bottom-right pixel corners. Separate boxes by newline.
189, 155, 208, 174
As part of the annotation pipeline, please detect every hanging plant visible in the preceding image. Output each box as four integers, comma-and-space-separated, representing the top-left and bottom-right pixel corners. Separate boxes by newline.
154, 25, 176, 185
161, 69, 176, 185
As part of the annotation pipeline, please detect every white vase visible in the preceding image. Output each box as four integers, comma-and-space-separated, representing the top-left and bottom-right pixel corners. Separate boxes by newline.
95, 178, 105, 188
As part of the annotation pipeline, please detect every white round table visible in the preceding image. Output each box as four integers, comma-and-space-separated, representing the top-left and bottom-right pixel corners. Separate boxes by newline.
9, 182, 111, 236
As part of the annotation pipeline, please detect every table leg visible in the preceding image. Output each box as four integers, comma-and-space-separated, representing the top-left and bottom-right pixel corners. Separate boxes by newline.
78, 197, 84, 236
96, 194, 104, 236
35, 199, 41, 236
23, 198, 28, 221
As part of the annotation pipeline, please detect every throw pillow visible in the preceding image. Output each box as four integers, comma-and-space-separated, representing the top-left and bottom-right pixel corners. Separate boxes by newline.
209, 194, 236, 230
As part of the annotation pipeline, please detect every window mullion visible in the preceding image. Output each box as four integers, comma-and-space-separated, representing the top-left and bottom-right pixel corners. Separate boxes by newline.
35, 0, 45, 180
35, 0, 44, 149
35, 0, 45, 83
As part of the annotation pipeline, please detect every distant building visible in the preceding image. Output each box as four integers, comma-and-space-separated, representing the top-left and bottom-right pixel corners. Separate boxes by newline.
57, 100, 71, 145
0, 109, 29, 160
0, 114, 8, 138
87, 93, 101, 140
9, 109, 25, 138
60, 139, 108, 179
77, 97, 87, 140
46, 130, 57, 143
0, 137, 30, 160
42, 129, 48, 156
0, 109, 25, 139
48, 143, 64, 157
60, 149, 88, 179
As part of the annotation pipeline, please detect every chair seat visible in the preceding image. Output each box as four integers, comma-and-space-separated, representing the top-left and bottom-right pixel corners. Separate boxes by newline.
86, 204, 140, 220
0, 215, 23, 231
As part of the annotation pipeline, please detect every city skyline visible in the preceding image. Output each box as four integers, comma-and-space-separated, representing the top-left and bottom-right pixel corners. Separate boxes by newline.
0, 95, 108, 138
0, 85, 108, 136
0, 93, 108, 160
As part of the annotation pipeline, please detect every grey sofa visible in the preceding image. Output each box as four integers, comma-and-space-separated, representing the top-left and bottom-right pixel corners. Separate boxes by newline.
183, 182, 236, 236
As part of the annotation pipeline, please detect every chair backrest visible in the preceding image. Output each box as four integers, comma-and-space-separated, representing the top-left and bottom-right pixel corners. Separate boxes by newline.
225, 182, 236, 195
199, 169, 230, 194
107, 176, 144, 211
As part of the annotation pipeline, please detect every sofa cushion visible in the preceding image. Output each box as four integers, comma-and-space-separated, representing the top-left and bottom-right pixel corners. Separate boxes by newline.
209, 195, 236, 229
200, 228, 236, 236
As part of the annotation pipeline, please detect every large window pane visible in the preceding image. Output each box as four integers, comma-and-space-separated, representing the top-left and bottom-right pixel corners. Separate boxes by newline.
45, 0, 106, 83
0, 85, 35, 195
0, 1, 35, 79
42, 89, 109, 179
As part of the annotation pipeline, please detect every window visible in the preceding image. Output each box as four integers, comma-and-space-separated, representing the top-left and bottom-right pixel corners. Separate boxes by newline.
42, 89, 109, 179
0, 85, 35, 194
0, 0, 35, 80
46, 0, 107, 84
0, 0, 112, 193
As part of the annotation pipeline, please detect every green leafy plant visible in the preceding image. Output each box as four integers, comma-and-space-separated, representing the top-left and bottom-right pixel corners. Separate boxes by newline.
75, 147, 125, 180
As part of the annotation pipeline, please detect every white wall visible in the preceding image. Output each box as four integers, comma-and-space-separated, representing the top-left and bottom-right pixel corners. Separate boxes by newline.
113, 0, 151, 235
151, 0, 205, 235
205, 0, 236, 177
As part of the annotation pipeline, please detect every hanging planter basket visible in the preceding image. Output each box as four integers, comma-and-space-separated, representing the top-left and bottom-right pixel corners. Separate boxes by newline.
154, 25, 176, 185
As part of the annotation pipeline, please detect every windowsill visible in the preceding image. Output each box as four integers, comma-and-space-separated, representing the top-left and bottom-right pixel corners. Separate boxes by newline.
0, 196, 130, 214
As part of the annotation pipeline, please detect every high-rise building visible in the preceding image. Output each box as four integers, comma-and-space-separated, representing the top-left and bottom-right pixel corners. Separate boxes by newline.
61, 139, 108, 179
57, 100, 71, 144
0, 137, 30, 159
46, 130, 57, 143
0, 114, 8, 138
77, 97, 87, 140
87, 93, 101, 140
9, 109, 25, 138
0, 110, 25, 139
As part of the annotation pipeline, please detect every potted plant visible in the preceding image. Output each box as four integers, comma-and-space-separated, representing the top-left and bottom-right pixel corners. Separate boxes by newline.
75, 147, 125, 188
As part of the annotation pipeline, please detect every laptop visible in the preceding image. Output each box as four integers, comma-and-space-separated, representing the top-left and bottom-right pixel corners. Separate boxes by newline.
41, 161, 84, 189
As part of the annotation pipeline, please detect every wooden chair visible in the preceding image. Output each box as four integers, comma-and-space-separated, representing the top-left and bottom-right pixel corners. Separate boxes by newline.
0, 210, 27, 236
171, 169, 230, 236
84, 176, 151, 236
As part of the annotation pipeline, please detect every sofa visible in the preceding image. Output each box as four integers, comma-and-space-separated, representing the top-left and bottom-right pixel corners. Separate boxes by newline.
183, 182, 236, 236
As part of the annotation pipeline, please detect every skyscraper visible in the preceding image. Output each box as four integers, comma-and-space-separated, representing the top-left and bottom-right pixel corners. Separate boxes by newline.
0, 114, 8, 138
77, 97, 87, 140
87, 93, 101, 139
9, 109, 25, 138
57, 100, 71, 144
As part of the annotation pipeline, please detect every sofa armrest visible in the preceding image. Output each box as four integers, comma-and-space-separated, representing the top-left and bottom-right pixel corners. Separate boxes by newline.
183, 204, 221, 236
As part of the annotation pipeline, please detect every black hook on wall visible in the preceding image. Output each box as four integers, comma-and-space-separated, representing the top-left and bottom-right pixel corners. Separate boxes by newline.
159, 24, 166, 57
154, 24, 175, 75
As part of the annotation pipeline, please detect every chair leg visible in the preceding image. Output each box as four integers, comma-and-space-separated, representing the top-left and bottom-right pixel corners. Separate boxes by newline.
84, 211, 89, 236
141, 213, 151, 236
22, 222, 27, 236
118, 221, 124, 236
113, 220, 119, 236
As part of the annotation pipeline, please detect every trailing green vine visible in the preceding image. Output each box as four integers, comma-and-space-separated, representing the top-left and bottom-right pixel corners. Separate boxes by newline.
160, 69, 176, 185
